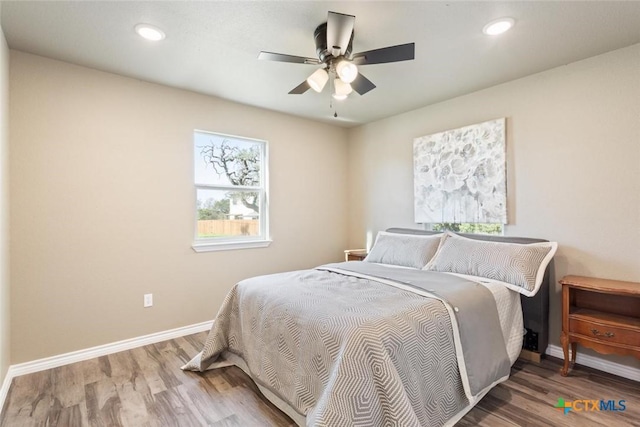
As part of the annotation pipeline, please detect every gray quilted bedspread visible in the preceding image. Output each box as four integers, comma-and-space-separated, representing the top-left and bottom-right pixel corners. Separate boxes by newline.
182, 263, 510, 426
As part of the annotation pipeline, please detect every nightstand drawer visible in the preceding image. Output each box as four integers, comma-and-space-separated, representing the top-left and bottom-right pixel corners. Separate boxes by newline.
347, 252, 367, 261
344, 249, 368, 261
569, 317, 638, 345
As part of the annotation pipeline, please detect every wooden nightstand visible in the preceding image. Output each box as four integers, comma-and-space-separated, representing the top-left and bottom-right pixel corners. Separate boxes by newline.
344, 249, 368, 261
559, 275, 640, 376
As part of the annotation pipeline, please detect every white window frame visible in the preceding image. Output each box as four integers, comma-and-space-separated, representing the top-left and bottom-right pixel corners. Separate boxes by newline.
192, 130, 271, 252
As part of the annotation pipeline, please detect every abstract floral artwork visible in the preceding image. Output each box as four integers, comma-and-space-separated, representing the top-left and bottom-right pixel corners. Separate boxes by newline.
413, 118, 507, 224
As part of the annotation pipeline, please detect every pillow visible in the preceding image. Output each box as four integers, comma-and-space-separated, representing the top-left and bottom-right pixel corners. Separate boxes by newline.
364, 231, 443, 269
424, 231, 557, 296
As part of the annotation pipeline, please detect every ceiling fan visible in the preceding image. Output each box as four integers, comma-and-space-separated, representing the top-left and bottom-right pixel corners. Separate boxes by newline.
258, 11, 415, 100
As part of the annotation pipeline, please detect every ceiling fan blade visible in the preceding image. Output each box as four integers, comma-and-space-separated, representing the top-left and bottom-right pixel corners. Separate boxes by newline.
351, 73, 376, 95
258, 51, 320, 65
288, 80, 311, 95
326, 11, 355, 56
352, 42, 415, 65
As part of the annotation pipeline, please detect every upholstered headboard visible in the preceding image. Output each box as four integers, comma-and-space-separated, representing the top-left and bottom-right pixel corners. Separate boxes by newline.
386, 227, 551, 356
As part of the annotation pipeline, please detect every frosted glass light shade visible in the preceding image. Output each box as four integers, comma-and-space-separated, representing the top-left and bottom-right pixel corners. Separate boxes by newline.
336, 60, 358, 83
334, 79, 353, 97
307, 69, 329, 92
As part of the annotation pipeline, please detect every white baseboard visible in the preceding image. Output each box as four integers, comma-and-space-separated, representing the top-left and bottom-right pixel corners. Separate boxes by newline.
546, 344, 640, 382
0, 320, 213, 412
0, 369, 11, 414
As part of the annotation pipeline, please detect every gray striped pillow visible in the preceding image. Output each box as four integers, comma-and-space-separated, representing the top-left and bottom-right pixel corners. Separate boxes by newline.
424, 232, 557, 296
364, 232, 443, 269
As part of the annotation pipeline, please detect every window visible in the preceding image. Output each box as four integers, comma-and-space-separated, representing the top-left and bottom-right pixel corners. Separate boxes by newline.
192, 130, 270, 252
429, 223, 503, 235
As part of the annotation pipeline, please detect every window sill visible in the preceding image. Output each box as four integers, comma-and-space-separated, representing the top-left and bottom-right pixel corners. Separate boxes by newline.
192, 239, 272, 253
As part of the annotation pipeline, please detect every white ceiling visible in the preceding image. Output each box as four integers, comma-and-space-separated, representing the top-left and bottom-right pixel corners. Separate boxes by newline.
2, 1, 640, 127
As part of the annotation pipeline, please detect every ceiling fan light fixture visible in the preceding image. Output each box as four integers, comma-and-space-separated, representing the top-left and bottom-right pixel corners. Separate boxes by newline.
259, 11, 414, 98
307, 68, 329, 92
332, 93, 348, 101
482, 18, 515, 36
134, 23, 166, 41
336, 60, 358, 83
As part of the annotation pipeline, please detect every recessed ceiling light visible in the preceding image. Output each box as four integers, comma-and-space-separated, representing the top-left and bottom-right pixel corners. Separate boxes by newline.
135, 24, 166, 41
482, 18, 515, 36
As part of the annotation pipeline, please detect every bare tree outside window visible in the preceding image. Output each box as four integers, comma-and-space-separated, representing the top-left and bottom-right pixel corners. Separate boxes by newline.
199, 139, 260, 214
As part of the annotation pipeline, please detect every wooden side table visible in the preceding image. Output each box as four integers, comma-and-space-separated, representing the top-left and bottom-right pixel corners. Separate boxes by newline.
559, 275, 640, 376
344, 249, 368, 261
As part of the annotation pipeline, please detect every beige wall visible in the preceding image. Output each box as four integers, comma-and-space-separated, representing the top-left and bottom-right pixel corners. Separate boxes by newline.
9, 51, 348, 363
0, 18, 11, 383
348, 44, 640, 368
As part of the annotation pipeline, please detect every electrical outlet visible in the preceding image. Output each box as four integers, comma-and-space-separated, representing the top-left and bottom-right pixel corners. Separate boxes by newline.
144, 293, 153, 308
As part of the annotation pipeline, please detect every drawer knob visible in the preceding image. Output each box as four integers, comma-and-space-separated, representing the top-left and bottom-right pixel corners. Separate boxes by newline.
590, 328, 615, 338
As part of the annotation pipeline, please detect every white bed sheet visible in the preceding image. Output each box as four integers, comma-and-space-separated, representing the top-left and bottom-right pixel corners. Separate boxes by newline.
444, 272, 524, 365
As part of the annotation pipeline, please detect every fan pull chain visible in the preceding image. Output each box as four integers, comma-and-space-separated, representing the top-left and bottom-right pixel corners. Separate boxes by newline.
329, 77, 338, 118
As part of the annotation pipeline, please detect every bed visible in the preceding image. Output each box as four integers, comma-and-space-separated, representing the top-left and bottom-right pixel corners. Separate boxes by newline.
183, 229, 556, 426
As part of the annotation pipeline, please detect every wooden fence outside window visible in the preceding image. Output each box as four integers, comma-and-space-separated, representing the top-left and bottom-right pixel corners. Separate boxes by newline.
197, 219, 258, 237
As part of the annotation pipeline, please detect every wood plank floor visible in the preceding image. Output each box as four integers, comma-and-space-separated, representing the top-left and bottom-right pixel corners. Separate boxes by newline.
1, 332, 638, 426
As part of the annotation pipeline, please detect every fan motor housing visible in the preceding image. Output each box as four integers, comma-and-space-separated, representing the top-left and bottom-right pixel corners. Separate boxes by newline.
314, 22, 353, 63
